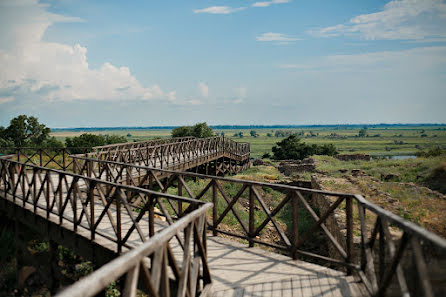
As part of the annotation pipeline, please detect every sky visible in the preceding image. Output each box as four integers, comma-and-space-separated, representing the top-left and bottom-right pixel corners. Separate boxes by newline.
0, 0, 445, 128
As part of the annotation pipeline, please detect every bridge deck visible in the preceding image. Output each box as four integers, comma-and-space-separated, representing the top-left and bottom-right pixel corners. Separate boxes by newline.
1, 172, 368, 297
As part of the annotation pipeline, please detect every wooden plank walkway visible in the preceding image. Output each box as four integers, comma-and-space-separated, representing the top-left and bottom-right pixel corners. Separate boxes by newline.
0, 172, 368, 297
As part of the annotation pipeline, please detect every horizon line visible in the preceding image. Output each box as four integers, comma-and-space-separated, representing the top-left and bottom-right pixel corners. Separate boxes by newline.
50, 123, 446, 130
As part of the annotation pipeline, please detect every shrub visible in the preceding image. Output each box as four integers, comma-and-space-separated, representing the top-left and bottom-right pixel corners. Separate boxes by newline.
416, 146, 445, 157
272, 135, 338, 160
66, 133, 127, 153
171, 122, 213, 138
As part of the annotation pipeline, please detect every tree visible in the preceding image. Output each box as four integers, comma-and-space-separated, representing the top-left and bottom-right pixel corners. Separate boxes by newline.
238, 132, 244, 138
272, 135, 313, 160
171, 122, 213, 138
250, 130, 259, 138
266, 133, 272, 137
271, 135, 338, 160
65, 133, 127, 153
1, 115, 51, 147
358, 128, 368, 137
172, 126, 192, 138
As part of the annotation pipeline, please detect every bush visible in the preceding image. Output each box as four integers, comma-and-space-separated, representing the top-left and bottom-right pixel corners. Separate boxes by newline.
171, 122, 213, 138
261, 153, 271, 159
416, 146, 445, 157
271, 135, 338, 160
65, 133, 127, 153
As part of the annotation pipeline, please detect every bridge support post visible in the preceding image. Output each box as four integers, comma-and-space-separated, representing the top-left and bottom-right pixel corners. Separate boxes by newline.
249, 186, 254, 248
346, 196, 354, 275
291, 191, 299, 260
212, 181, 217, 236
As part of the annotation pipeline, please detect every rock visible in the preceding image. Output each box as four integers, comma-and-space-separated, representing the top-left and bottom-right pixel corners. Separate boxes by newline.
278, 158, 316, 176
335, 154, 371, 161
351, 169, 366, 177
381, 173, 400, 182
18, 266, 36, 288
339, 169, 348, 173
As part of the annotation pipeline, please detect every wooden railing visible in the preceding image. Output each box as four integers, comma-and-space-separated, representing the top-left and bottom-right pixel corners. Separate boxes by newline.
85, 136, 250, 169
0, 158, 209, 254
92, 136, 196, 156
70, 156, 446, 297
0, 147, 92, 171
55, 204, 213, 297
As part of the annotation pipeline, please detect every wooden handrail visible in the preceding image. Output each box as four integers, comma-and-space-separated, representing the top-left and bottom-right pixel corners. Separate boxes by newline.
67, 156, 446, 297
0, 158, 209, 254
55, 204, 213, 297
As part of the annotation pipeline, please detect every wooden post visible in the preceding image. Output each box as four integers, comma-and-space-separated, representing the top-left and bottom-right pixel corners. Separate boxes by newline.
39, 148, 43, 167
62, 148, 66, 171
212, 180, 217, 236
346, 195, 354, 275
59, 173, 63, 225
89, 180, 96, 241
149, 195, 154, 237
292, 191, 299, 260
178, 176, 183, 217
249, 186, 255, 247
116, 190, 122, 253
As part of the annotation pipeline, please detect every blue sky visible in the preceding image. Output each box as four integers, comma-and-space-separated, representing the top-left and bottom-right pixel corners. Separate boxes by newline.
0, 0, 445, 127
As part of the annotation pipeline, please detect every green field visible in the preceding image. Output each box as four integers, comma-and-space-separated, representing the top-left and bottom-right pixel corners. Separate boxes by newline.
51, 125, 446, 159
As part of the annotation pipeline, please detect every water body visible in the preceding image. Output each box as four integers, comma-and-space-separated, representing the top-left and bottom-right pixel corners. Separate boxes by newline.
389, 155, 417, 160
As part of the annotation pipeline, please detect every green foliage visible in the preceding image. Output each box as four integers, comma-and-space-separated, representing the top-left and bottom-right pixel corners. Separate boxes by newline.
358, 128, 368, 137
262, 153, 271, 159
250, 130, 259, 137
416, 146, 445, 157
65, 133, 127, 153
171, 122, 213, 138
0, 115, 51, 147
271, 135, 338, 160
42, 136, 64, 148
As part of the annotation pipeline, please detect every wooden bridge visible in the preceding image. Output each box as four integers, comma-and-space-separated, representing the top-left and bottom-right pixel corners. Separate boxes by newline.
0, 137, 445, 297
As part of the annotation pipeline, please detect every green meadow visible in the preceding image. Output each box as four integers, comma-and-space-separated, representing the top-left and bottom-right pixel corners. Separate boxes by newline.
51, 125, 446, 158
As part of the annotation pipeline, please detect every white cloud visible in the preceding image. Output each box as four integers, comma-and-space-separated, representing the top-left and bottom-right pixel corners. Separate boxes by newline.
0, 0, 173, 102
252, 0, 290, 8
0, 96, 14, 104
310, 0, 446, 40
279, 46, 446, 73
256, 32, 300, 42
193, 6, 246, 14
198, 82, 209, 97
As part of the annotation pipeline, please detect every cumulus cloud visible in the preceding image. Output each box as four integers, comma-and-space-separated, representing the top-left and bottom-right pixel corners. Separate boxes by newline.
256, 32, 300, 42
309, 0, 446, 40
252, 0, 290, 8
0, 0, 172, 102
198, 82, 209, 97
193, 6, 246, 14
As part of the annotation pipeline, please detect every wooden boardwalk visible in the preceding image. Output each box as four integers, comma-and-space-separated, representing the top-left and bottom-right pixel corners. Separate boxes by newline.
0, 172, 367, 297
3, 140, 445, 297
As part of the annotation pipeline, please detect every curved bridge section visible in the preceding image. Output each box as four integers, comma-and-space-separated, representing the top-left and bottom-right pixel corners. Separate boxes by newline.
85, 136, 250, 175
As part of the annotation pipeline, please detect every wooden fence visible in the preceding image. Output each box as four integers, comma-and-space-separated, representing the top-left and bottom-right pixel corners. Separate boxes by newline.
84, 136, 250, 170
70, 156, 446, 297
55, 204, 213, 297
0, 136, 250, 173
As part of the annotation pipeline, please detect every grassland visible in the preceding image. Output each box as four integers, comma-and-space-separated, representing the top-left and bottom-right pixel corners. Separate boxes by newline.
51, 125, 446, 159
